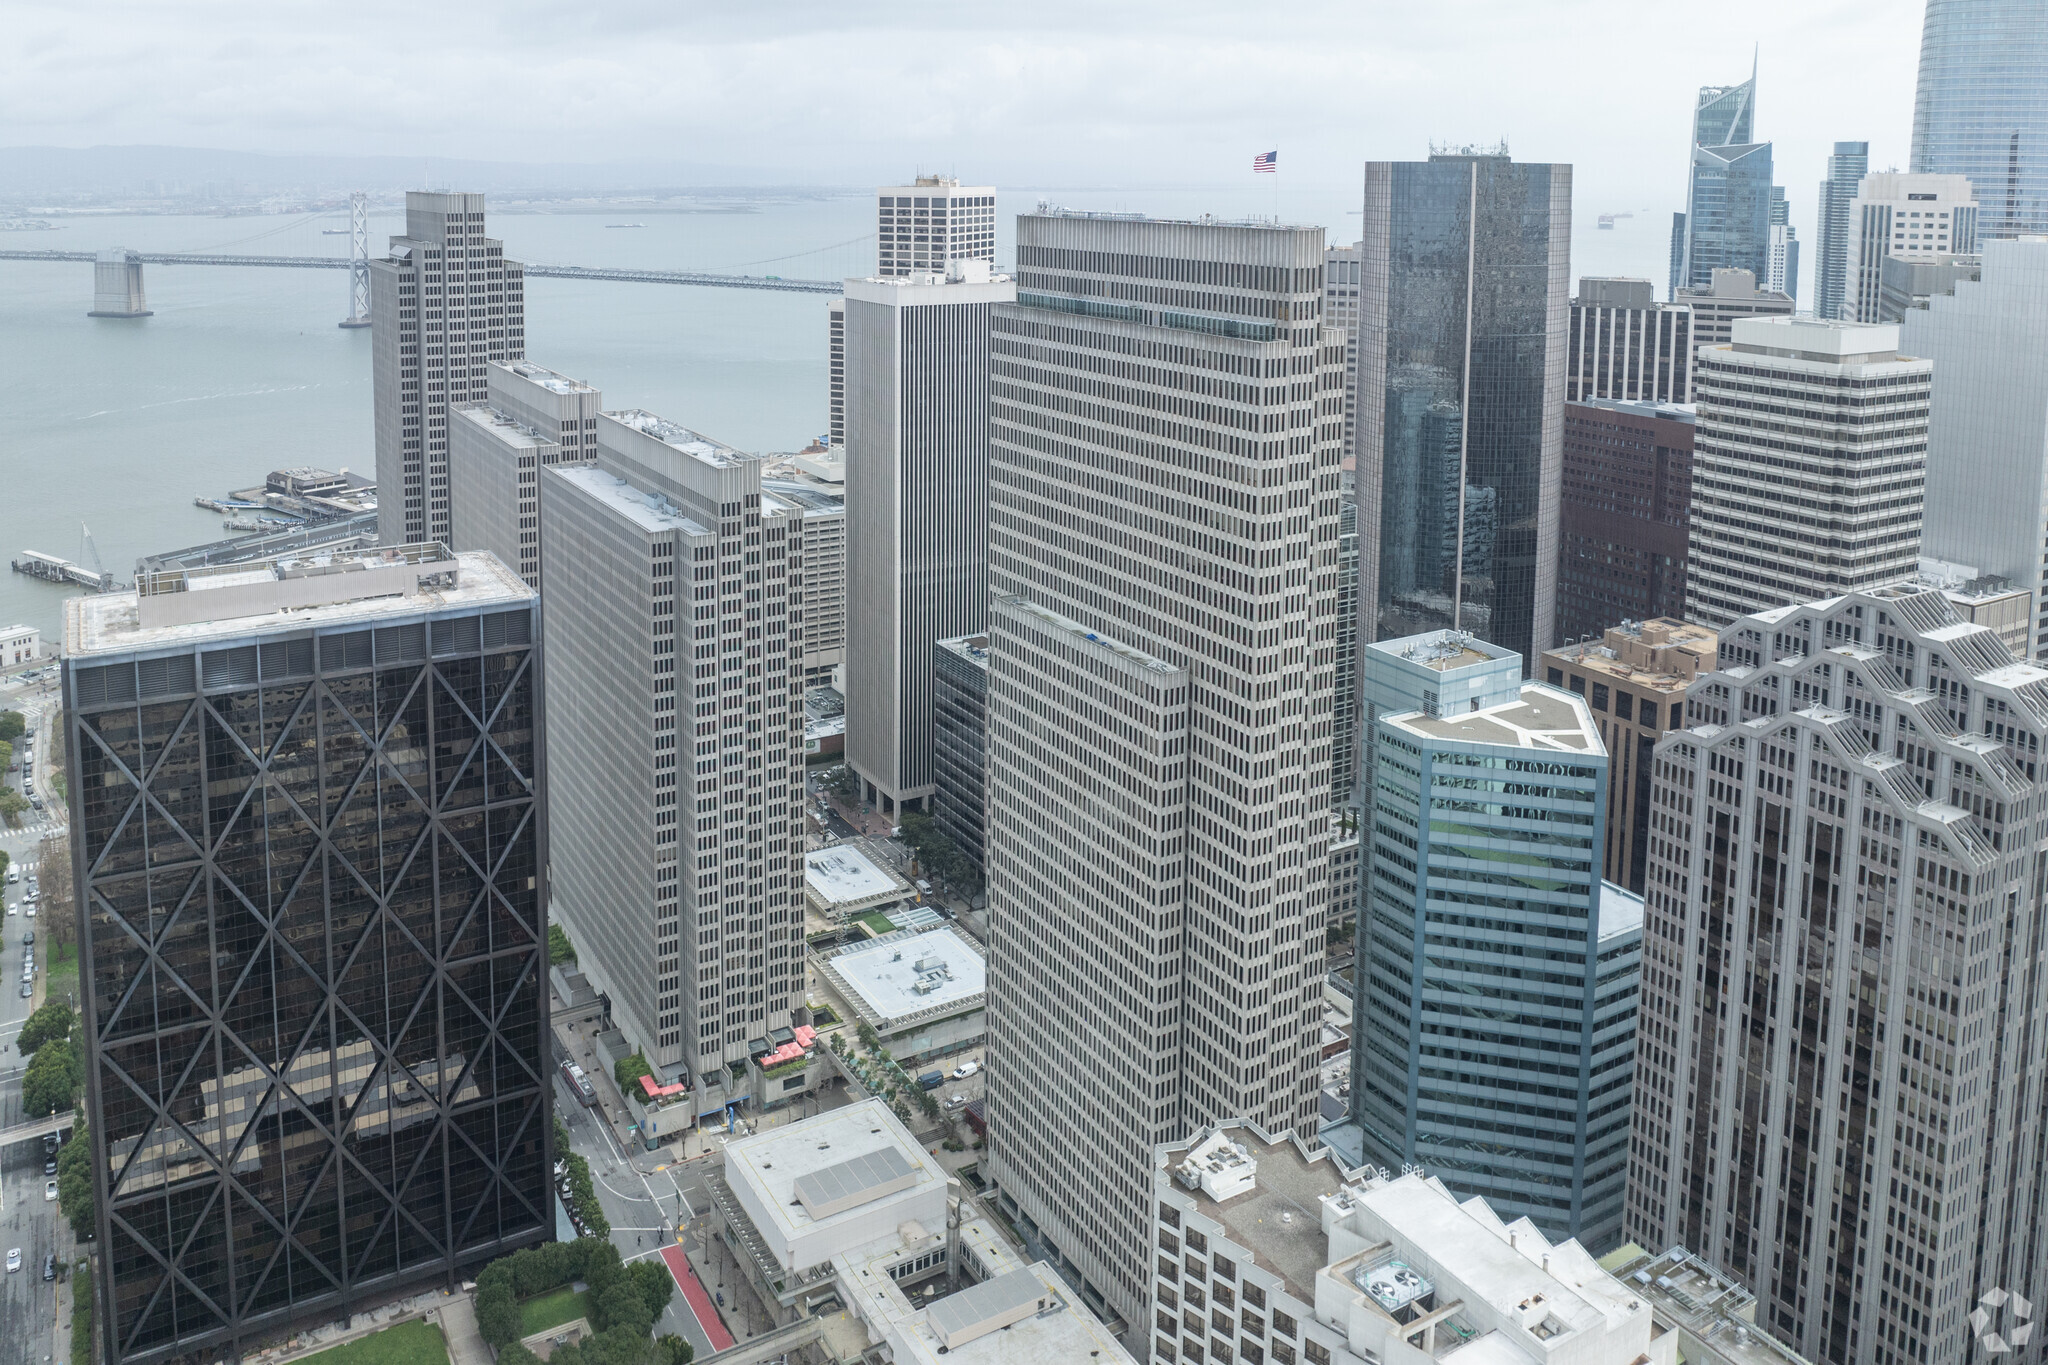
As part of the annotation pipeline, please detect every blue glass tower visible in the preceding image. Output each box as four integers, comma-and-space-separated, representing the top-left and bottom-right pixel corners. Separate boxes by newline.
1670, 69, 1775, 296
1326, 630, 1641, 1253
1911, 0, 2048, 238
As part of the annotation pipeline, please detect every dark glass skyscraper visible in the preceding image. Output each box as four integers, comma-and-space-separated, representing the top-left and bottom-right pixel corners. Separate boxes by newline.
1356, 149, 1571, 668
1669, 71, 1776, 296
1912, 0, 2048, 238
64, 546, 550, 1365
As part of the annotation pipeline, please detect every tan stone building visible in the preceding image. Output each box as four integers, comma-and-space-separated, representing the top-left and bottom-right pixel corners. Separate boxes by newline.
1541, 618, 1716, 892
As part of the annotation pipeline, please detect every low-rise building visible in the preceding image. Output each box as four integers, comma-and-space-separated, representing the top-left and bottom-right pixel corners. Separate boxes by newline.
814, 926, 986, 1062
805, 838, 912, 921
1153, 1121, 1678, 1365
0, 624, 39, 667
709, 1098, 1134, 1363
1541, 618, 1717, 893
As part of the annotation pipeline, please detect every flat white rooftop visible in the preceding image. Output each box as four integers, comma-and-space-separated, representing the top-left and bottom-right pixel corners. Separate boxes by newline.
67, 549, 532, 658
832, 928, 986, 1023
723, 1100, 943, 1252
551, 464, 707, 536
1598, 882, 1645, 943
1392, 684, 1606, 755
805, 843, 906, 906
503, 360, 596, 394
605, 409, 751, 468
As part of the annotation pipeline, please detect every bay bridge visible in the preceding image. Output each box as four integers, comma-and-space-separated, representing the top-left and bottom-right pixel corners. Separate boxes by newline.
0, 246, 842, 295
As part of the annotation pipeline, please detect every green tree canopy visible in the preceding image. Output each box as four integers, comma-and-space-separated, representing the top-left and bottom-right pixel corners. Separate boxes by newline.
57, 1115, 94, 1240
23, 1036, 83, 1115
549, 923, 576, 966
0, 710, 24, 742
17, 1001, 76, 1055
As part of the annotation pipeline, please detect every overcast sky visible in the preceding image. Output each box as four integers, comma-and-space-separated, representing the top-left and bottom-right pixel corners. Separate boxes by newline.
11, 1, 1926, 211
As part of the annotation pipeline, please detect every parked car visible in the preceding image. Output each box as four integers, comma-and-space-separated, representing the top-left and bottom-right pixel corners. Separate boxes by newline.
42, 1252, 56, 1280
19, 982, 31, 998
44, 1157, 56, 1176
46, 1180, 59, 1202
5, 1248, 19, 1273
21, 931, 31, 945
917, 1071, 944, 1092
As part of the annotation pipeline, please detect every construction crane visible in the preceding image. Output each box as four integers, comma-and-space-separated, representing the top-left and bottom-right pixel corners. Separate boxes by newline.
80, 522, 120, 592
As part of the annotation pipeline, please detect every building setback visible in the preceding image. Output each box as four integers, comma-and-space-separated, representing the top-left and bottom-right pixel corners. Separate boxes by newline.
1567, 278, 1693, 405
1328, 631, 1639, 1252
983, 209, 1345, 1332
1626, 586, 2048, 1364
1684, 318, 1929, 628
1843, 172, 1980, 323
1910, 0, 2048, 239
762, 455, 847, 686
1555, 397, 1696, 644
447, 361, 602, 591
1672, 267, 1794, 352
1814, 140, 1871, 320
842, 266, 1012, 816
64, 546, 549, 1365
930, 633, 989, 868
1541, 618, 1718, 893
1356, 149, 1572, 666
1903, 236, 2048, 661
541, 412, 805, 1074
371, 193, 524, 549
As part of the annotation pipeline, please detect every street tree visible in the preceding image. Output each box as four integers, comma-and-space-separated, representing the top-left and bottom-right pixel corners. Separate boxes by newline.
39, 833, 75, 952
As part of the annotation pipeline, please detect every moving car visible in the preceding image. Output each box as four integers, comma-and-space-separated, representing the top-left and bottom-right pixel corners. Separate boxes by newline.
5, 1249, 19, 1273
46, 1179, 59, 1201
950, 1060, 981, 1079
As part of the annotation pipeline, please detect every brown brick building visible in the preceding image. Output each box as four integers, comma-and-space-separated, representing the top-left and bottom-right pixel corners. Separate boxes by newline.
1556, 397, 1696, 646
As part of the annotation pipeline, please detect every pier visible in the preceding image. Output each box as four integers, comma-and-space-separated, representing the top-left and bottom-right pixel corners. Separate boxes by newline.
12, 548, 119, 592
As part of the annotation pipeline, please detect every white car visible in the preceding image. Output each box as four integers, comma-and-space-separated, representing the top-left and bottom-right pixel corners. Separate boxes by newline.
950, 1061, 981, 1079
4, 1248, 18, 1273
24, 904, 34, 919
5, 903, 14, 916
45, 1180, 58, 1201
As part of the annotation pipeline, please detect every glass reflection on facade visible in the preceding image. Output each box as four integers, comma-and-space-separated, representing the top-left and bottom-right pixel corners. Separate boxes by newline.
1911, 0, 2048, 238
67, 598, 549, 1365
1356, 150, 1571, 669
1669, 72, 1776, 296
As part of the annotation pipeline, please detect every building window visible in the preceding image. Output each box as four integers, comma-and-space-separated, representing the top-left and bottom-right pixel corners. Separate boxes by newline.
1569, 674, 1587, 695
1304, 1342, 1330, 1365
1213, 1255, 1236, 1283
1592, 683, 1610, 712
1272, 1311, 1296, 1338
1546, 667, 1564, 686
1614, 691, 1634, 722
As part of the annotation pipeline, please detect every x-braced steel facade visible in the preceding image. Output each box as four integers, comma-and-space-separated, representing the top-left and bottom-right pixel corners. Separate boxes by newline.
67, 607, 551, 1365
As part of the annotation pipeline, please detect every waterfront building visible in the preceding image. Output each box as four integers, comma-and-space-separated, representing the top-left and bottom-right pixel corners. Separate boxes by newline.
64, 546, 548, 1365
842, 264, 1012, 818
1903, 235, 2048, 659
983, 209, 1346, 1332
447, 361, 602, 591
1843, 172, 1979, 322
1671, 72, 1774, 296
1357, 149, 1572, 663
1541, 619, 1717, 893
1567, 278, 1693, 404
1327, 631, 1639, 1252
541, 409, 805, 1075
875, 176, 997, 278
1814, 141, 1870, 319
930, 633, 989, 868
0, 623, 39, 667
1156, 1123, 1675, 1365
1911, 0, 2048, 239
763, 450, 847, 685
1626, 585, 2048, 1364
1672, 267, 1793, 352
1556, 397, 1696, 643
372, 192, 525, 549
1765, 185, 1798, 301
1685, 318, 1929, 627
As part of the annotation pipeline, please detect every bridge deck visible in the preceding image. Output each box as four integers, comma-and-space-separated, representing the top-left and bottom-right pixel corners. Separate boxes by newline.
0, 249, 840, 294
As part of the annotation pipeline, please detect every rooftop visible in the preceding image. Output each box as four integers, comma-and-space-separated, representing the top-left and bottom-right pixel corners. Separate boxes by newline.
1392, 684, 1605, 756
762, 479, 845, 515
1598, 882, 1645, 944
503, 360, 597, 395
453, 403, 554, 451
1546, 618, 1718, 693
1367, 629, 1522, 674
604, 409, 752, 468
826, 927, 987, 1025
996, 595, 1182, 676
937, 634, 991, 667
1030, 202, 1315, 233
721, 1099, 944, 1254
550, 464, 707, 535
1598, 1245, 1814, 1365
1172, 1127, 1352, 1304
805, 841, 909, 907
69, 546, 531, 656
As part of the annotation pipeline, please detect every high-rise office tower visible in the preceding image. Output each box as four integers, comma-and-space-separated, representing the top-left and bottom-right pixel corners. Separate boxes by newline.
372, 192, 525, 548
1911, 0, 2048, 238
1358, 148, 1571, 666
447, 361, 602, 591
1844, 172, 1981, 322
541, 411, 805, 1073
1686, 317, 1929, 626
1670, 70, 1774, 296
982, 209, 1346, 1332
762, 452, 847, 686
1324, 241, 1365, 467
1566, 277, 1694, 404
1815, 141, 1871, 318
1333, 498, 1361, 808
65, 546, 548, 1365
874, 176, 997, 278
1540, 618, 1718, 893
1625, 585, 2048, 1364
1765, 184, 1798, 300
1325, 631, 1640, 1252
825, 297, 846, 448
842, 263, 1013, 818
1672, 266, 1795, 351
1556, 397, 1696, 642
1904, 236, 2048, 659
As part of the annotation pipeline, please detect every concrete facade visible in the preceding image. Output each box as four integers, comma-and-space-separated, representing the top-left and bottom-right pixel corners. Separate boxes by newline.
1843, 172, 1979, 323
874, 176, 996, 278
447, 361, 602, 591
842, 268, 1012, 814
540, 411, 804, 1075
1567, 277, 1693, 404
372, 192, 525, 549
1672, 267, 1793, 352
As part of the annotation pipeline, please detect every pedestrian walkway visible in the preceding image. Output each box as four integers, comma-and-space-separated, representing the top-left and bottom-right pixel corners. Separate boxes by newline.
439, 1293, 491, 1365
659, 1244, 735, 1352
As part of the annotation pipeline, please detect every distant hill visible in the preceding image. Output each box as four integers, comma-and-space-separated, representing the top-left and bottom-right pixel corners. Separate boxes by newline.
0, 145, 847, 197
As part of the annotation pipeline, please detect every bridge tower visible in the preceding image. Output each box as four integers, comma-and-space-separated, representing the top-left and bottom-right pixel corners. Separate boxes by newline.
87, 247, 151, 318
339, 191, 371, 328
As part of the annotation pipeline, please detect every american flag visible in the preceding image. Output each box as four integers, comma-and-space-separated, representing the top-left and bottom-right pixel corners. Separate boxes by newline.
1253, 150, 1278, 174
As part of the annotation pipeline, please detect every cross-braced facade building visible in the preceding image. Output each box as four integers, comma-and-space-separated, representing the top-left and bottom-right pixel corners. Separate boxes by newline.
1626, 585, 2048, 1365
64, 546, 549, 1365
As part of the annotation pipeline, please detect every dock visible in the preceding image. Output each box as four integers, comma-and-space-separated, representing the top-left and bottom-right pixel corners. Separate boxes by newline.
11, 548, 118, 592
